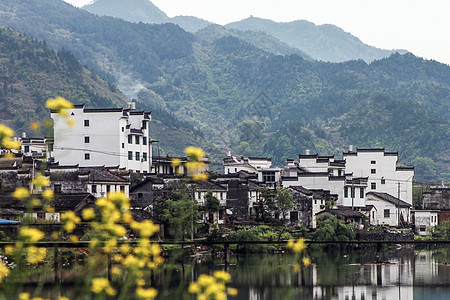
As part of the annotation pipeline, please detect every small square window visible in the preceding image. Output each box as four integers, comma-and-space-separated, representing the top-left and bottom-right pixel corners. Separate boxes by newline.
24, 145, 30, 152
54, 184, 62, 193
135, 152, 140, 161
143, 152, 147, 161
84, 120, 89, 127
120, 185, 125, 192
381, 179, 386, 184
85, 153, 90, 160
84, 136, 90, 143
384, 209, 390, 218
128, 151, 133, 160
371, 169, 376, 174
138, 192, 143, 198
371, 160, 376, 164
371, 182, 376, 190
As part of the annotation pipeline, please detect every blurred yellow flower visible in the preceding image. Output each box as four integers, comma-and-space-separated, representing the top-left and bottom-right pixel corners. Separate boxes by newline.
171, 158, 181, 167
20, 228, 45, 243
193, 173, 208, 181
82, 208, 95, 220
0, 124, 14, 138
42, 189, 54, 200
91, 278, 116, 296
185, 146, 205, 159
45, 97, 73, 112
302, 257, 311, 267
66, 119, 75, 127
136, 287, 158, 299
287, 238, 306, 253
0, 261, 10, 282
214, 270, 231, 283
33, 173, 50, 188
30, 122, 40, 131
12, 187, 30, 200
27, 246, 47, 264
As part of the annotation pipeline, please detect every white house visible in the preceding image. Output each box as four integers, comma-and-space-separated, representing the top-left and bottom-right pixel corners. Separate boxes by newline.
223, 155, 281, 186
366, 192, 411, 226
51, 104, 151, 173
344, 148, 414, 206
412, 210, 439, 236
20, 136, 54, 159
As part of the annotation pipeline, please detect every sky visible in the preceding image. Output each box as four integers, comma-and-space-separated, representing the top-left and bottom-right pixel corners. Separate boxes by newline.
65, 0, 450, 65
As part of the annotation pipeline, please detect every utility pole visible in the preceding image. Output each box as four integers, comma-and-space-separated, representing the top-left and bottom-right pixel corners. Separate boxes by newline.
397, 181, 401, 226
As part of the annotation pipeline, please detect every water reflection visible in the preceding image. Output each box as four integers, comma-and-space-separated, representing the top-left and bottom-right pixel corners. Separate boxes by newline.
156, 247, 450, 300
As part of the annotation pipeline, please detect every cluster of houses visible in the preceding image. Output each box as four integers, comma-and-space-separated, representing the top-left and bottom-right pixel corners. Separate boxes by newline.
1, 104, 448, 235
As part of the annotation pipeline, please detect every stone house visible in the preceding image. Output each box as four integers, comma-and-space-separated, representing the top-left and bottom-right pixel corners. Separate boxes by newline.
412, 210, 439, 235
422, 187, 450, 223
366, 192, 411, 226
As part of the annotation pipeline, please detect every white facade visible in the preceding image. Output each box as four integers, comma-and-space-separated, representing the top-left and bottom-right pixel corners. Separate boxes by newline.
223, 155, 281, 185
51, 105, 151, 172
344, 149, 414, 206
366, 192, 411, 226
413, 210, 439, 235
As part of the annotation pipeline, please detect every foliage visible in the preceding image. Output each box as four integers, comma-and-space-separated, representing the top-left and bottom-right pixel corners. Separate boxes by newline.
205, 191, 220, 213
160, 185, 201, 240
276, 187, 295, 220
312, 217, 356, 242
432, 220, 450, 240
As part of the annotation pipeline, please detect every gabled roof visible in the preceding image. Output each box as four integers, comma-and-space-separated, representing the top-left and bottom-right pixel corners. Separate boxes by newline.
195, 180, 227, 192
52, 193, 96, 211
288, 186, 314, 196
81, 167, 129, 183
359, 205, 376, 211
317, 208, 365, 218
366, 192, 411, 207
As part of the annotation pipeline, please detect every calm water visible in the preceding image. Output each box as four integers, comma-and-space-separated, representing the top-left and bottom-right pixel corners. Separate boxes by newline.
155, 246, 450, 300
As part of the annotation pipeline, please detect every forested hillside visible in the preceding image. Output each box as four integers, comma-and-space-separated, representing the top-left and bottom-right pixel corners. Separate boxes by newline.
0, 0, 448, 180
0, 26, 127, 133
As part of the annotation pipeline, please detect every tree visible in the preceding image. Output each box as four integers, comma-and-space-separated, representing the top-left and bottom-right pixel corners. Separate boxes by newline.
276, 187, 294, 220
160, 185, 200, 240
204, 191, 220, 223
255, 188, 277, 222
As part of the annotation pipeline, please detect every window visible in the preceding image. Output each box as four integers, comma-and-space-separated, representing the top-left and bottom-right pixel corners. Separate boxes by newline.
143, 137, 147, 145
360, 188, 364, 198
135, 135, 140, 144
371, 182, 376, 190
371, 169, 376, 174
85, 153, 90, 160
120, 185, 125, 192
92, 184, 97, 193
219, 210, 224, 220
138, 192, 143, 198
384, 209, 390, 218
84, 136, 90, 143
135, 152, 140, 161
128, 151, 133, 160
24, 145, 30, 152
290, 211, 299, 221
142, 121, 147, 129
142, 152, 147, 161
54, 184, 62, 193
381, 179, 386, 184
84, 120, 89, 127
344, 187, 348, 198
262, 171, 276, 182
122, 127, 124, 132
106, 185, 110, 193
122, 143, 124, 149
419, 226, 426, 232
371, 160, 376, 164
351, 187, 355, 198
128, 135, 133, 143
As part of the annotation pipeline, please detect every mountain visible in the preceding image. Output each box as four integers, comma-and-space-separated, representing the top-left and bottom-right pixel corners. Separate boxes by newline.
0, 0, 448, 180
83, 0, 211, 32
170, 16, 212, 33
83, 0, 170, 24
0, 26, 127, 134
226, 17, 407, 63
195, 24, 311, 58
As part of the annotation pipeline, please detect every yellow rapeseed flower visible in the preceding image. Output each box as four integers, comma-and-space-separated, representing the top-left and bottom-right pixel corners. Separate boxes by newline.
20, 228, 45, 243
0, 261, 10, 282
136, 287, 158, 300
12, 187, 30, 200
193, 172, 208, 181
91, 278, 116, 296
302, 257, 311, 267
214, 270, 231, 283
45, 97, 74, 112
82, 208, 95, 220
69, 235, 79, 243
228, 288, 238, 296
42, 189, 54, 200
171, 158, 181, 167
61, 211, 81, 233
185, 146, 205, 159
3, 138, 20, 150
0, 124, 14, 138
57, 297, 71, 300
5, 245, 14, 255
287, 238, 306, 253
30, 198, 41, 207
33, 173, 50, 188
30, 122, 40, 131
66, 119, 75, 127
45, 206, 55, 213
19, 293, 30, 300
27, 246, 47, 264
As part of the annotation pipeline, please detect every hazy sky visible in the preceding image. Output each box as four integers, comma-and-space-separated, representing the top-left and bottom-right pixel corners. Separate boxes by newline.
65, 0, 450, 65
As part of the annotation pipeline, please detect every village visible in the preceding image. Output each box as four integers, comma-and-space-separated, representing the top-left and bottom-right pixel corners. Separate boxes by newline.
0, 103, 448, 239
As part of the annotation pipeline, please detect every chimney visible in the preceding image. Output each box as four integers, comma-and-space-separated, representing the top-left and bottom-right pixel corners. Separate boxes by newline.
22, 132, 26, 138
127, 102, 136, 110
305, 149, 310, 155
227, 150, 232, 157
348, 145, 353, 152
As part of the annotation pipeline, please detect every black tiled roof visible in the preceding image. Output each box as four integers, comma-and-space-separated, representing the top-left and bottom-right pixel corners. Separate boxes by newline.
289, 186, 314, 196
367, 192, 411, 207
317, 208, 365, 218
